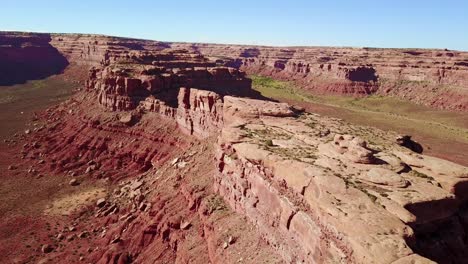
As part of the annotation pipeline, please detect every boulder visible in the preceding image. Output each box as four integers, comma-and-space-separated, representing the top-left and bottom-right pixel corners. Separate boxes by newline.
41, 244, 53, 253
96, 198, 106, 208
119, 113, 134, 125
396, 135, 423, 153
360, 168, 409, 188
333, 134, 375, 164
69, 179, 79, 186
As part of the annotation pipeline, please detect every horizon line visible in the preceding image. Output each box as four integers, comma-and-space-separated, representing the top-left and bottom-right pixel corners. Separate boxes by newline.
1, 30, 466, 52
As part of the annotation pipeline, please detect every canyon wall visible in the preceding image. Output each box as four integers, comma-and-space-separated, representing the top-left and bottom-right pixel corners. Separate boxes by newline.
77, 45, 468, 262
2, 31, 468, 263
49, 34, 171, 66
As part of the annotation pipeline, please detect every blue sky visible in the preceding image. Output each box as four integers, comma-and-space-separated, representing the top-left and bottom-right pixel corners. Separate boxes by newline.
1, 0, 467, 50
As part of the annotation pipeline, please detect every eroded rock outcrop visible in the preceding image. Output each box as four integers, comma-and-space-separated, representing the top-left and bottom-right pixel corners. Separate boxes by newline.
86, 64, 251, 112
213, 97, 468, 263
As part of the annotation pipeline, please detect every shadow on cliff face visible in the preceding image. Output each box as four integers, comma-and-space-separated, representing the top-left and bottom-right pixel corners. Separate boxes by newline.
151, 80, 278, 109
402, 178, 468, 263
408, 201, 468, 264
347, 67, 378, 82
240, 48, 261, 58
0, 34, 69, 86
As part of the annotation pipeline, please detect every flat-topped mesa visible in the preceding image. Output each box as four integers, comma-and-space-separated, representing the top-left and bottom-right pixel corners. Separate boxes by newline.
49, 34, 170, 66
49, 35, 110, 66
0, 32, 51, 47
214, 96, 468, 263
85, 51, 252, 112
102, 49, 216, 68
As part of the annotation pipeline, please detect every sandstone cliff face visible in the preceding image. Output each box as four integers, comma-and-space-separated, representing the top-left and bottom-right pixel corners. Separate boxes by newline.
213, 96, 468, 263
49, 34, 170, 66
76, 56, 468, 262
2, 32, 468, 263
86, 64, 251, 112
18, 96, 284, 264
81, 46, 256, 138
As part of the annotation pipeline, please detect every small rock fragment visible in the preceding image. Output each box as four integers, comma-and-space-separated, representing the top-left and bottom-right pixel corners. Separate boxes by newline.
41, 244, 53, 253
69, 179, 79, 186
78, 231, 89, 238
111, 236, 121, 244
85, 165, 95, 174
177, 161, 187, 168
180, 221, 191, 230
96, 198, 106, 208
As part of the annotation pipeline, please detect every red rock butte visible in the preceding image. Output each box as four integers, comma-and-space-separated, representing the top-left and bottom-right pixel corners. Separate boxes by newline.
0, 31, 467, 264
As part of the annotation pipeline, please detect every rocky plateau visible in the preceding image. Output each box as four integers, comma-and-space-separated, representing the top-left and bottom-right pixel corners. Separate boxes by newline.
0, 31, 467, 264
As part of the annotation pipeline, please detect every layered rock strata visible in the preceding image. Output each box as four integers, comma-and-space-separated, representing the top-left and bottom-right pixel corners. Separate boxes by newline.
79, 55, 468, 262
2, 31, 468, 263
